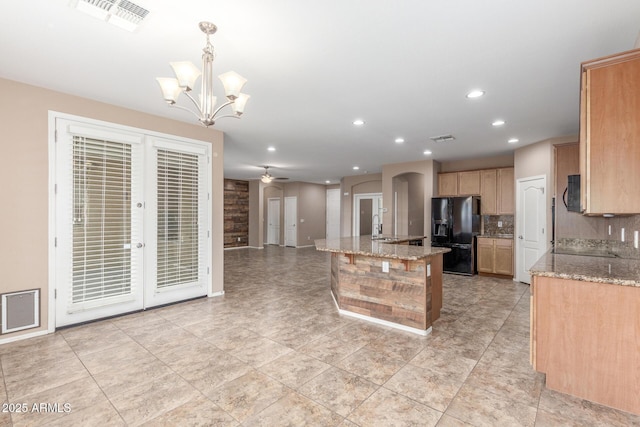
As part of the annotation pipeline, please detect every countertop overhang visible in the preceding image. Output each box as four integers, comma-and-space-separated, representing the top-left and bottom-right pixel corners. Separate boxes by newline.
529, 249, 640, 287
315, 236, 450, 261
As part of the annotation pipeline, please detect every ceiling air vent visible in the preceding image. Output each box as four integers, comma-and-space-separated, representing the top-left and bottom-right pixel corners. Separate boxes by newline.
430, 134, 456, 143
70, 0, 150, 32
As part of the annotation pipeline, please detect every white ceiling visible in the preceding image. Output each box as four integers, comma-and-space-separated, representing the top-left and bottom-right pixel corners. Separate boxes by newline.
1, 1, 639, 183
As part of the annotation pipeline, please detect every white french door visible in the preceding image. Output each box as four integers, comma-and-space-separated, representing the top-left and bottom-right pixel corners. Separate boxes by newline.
54, 117, 210, 327
144, 137, 210, 308
516, 175, 547, 284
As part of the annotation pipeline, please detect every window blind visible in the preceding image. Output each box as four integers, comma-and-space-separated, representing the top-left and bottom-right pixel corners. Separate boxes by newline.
71, 136, 133, 304
156, 149, 202, 289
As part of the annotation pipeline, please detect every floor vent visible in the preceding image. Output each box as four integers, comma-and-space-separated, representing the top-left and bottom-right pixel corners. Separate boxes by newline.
1, 289, 40, 334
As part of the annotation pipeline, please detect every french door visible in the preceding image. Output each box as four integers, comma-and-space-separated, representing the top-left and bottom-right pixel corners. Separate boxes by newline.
54, 118, 210, 327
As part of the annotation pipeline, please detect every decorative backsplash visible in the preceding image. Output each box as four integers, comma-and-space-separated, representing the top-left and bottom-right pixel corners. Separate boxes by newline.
555, 237, 640, 259
482, 215, 514, 236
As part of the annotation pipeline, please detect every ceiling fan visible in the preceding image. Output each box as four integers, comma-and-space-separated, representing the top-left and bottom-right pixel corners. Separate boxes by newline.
260, 166, 288, 183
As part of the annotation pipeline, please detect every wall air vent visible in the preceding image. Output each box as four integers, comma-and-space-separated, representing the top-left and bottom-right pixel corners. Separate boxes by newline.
70, 0, 150, 32
430, 134, 456, 143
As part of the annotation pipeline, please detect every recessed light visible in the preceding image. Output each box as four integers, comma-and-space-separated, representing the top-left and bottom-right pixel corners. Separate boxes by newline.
423, 150, 432, 155
352, 119, 365, 126
395, 137, 405, 144
492, 120, 505, 126
508, 138, 519, 144
353, 166, 360, 170
466, 90, 485, 99
267, 146, 276, 152
325, 180, 331, 184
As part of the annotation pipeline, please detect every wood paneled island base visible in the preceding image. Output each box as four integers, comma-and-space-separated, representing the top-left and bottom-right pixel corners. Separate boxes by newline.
316, 237, 449, 335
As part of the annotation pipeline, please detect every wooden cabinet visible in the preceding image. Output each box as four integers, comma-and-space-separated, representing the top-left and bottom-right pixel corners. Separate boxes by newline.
438, 172, 458, 196
458, 171, 480, 195
531, 275, 640, 415
497, 168, 514, 214
480, 169, 497, 214
580, 48, 640, 215
477, 237, 513, 276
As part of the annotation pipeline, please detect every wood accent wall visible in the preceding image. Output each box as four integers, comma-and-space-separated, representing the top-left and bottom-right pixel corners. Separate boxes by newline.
330, 253, 443, 330
224, 179, 249, 248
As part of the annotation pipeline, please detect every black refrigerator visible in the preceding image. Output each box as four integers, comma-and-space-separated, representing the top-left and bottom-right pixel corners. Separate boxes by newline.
431, 196, 480, 275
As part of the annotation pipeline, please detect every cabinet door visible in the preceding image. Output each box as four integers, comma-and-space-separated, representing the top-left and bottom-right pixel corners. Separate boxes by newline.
582, 52, 640, 214
438, 172, 458, 196
494, 238, 513, 276
480, 169, 497, 215
477, 238, 494, 273
458, 171, 480, 195
497, 168, 514, 214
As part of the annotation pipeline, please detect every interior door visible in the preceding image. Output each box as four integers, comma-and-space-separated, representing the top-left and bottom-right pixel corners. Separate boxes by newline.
267, 198, 280, 245
285, 196, 297, 247
326, 189, 340, 239
55, 120, 145, 327
516, 176, 547, 284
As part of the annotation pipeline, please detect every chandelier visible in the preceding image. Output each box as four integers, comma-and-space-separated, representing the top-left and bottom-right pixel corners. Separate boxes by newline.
156, 21, 249, 127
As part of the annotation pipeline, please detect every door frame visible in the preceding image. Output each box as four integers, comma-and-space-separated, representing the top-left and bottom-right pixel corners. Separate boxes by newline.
48, 112, 212, 329
284, 196, 297, 247
515, 175, 548, 284
353, 193, 383, 236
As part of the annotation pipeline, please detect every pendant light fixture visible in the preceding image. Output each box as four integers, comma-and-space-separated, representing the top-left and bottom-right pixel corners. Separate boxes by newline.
156, 21, 249, 127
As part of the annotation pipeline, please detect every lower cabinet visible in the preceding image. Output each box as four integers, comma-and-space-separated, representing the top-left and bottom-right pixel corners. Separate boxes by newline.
477, 237, 513, 276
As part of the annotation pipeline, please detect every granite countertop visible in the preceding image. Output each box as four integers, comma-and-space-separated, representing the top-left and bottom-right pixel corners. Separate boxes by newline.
529, 250, 640, 287
478, 234, 514, 239
370, 234, 425, 243
315, 236, 450, 261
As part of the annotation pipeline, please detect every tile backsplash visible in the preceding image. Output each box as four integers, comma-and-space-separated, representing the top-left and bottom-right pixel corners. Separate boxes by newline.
482, 215, 514, 235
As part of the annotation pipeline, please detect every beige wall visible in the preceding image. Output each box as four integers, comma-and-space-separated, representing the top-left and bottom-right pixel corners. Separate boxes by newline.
382, 161, 437, 242
440, 154, 514, 172
249, 181, 328, 247
0, 78, 225, 342
340, 174, 383, 237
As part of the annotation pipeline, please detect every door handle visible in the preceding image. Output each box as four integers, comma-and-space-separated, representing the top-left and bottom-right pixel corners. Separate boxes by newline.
136, 243, 144, 248
518, 235, 523, 239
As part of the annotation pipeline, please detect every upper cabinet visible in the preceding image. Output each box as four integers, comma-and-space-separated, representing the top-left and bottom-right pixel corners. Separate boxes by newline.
438, 172, 458, 196
580, 48, 640, 215
458, 171, 481, 195
438, 168, 514, 215
497, 168, 514, 215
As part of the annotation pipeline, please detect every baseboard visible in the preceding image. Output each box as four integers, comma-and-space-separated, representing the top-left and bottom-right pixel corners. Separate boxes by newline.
0, 329, 51, 346
295, 244, 315, 248
223, 246, 249, 251
208, 291, 225, 298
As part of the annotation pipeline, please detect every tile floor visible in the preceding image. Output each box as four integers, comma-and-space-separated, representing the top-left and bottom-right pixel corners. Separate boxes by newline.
1, 246, 640, 426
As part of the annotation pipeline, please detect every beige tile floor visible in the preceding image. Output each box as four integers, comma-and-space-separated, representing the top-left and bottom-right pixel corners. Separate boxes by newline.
1, 246, 640, 426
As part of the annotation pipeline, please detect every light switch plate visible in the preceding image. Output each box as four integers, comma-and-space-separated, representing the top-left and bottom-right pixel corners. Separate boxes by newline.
382, 261, 390, 273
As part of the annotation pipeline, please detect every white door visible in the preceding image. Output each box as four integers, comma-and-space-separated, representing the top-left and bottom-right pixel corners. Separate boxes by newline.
285, 197, 297, 247
353, 193, 383, 236
326, 189, 340, 239
516, 176, 547, 284
267, 198, 280, 245
55, 120, 145, 326
143, 137, 210, 308
54, 118, 210, 327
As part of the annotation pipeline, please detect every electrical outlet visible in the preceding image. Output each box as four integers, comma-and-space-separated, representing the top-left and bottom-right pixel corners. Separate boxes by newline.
621, 228, 625, 242
635, 231, 639, 249
382, 261, 390, 273
608, 225, 612, 236
498, 221, 503, 228
237, 237, 241, 242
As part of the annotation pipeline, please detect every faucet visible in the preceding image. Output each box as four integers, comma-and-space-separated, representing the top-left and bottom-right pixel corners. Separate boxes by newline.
372, 214, 382, 237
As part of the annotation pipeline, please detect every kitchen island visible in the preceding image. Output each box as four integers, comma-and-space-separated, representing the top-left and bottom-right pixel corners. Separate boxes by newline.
315, 236, 450, 335
529, 250, 640, 415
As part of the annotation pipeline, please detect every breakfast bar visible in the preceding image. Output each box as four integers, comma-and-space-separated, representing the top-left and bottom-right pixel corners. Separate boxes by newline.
315, 236, 450, 335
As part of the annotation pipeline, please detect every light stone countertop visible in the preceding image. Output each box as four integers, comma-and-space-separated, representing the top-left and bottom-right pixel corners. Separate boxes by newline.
529, 250, 640, 287
315, 236, 450, 261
